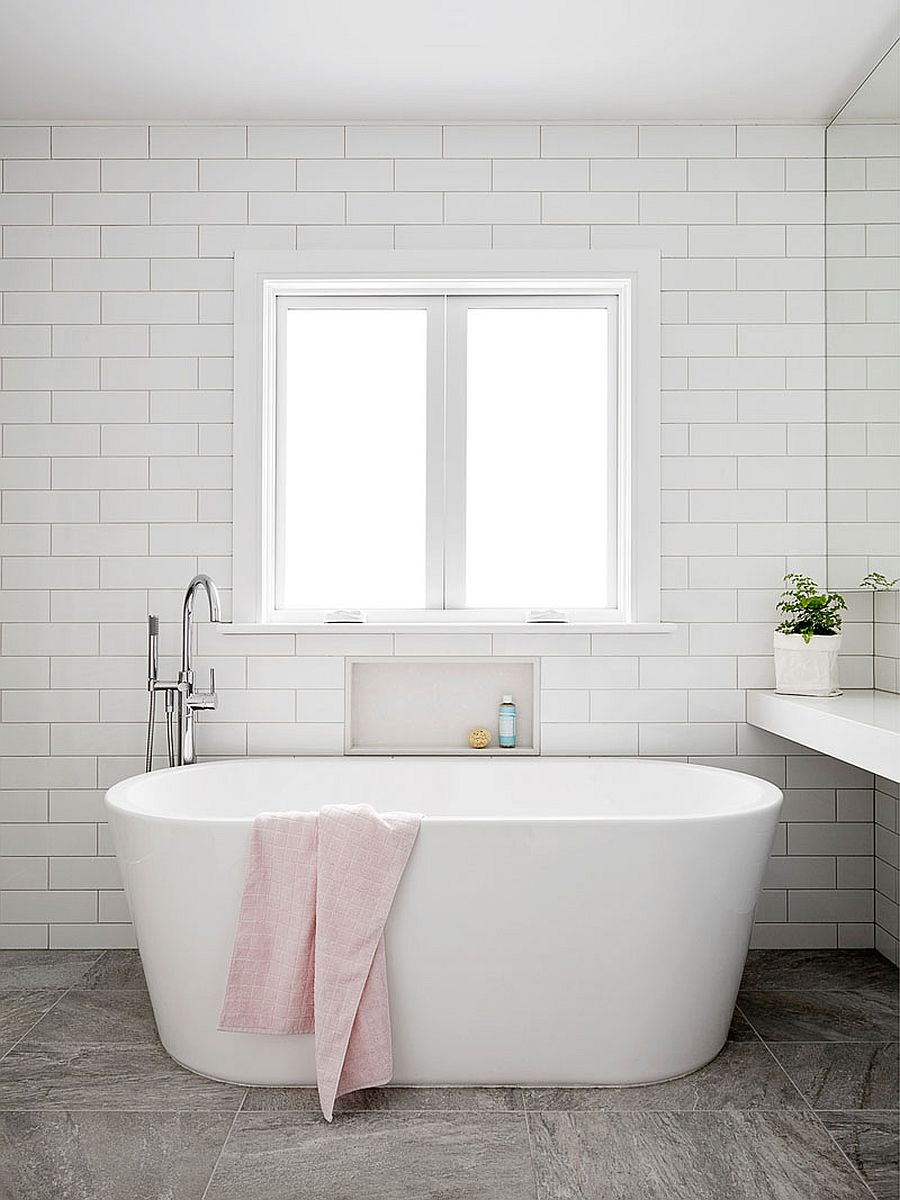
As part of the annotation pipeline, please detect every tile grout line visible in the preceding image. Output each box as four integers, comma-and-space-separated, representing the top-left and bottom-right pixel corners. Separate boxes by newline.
755, 1038, 898, 1045
0, 950, 106, 1062
747, 1021, 883, 1200
0, 1104, 250, 1113
520, 1101, 543, 1200
199, 1105, 246, 1200
737, 1004, 844, 1129
804, 1113, 883, 1199
0, 1103, 886, 1114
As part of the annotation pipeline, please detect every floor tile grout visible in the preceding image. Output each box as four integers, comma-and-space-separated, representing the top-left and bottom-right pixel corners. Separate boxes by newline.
199, 1106, 245, 1200
815, 1108, 899, 1113
66, 985, 151, 992
756, 1039, 899, 1045
733, 1001, 768, 1043
0, 1107, 248, 1114
812, 1118, 882, 1198
752, 1029, 827, 1116
6, 1041, 167, 1051
0, 953, 107, 1063
734, 1000, 763, 1028
520, 1107, 542, 1200
0, 1104, 887, 1114
755, 1036, 884, 1200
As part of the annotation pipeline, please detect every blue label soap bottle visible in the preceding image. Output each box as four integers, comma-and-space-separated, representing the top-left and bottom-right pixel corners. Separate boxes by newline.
498, 694, 517, 748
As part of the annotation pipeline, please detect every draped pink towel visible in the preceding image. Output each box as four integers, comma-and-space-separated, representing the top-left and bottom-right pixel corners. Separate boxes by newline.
218, 804, 421, 1120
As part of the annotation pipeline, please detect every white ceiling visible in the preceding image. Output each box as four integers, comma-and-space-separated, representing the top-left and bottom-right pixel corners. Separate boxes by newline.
0, 0, 897, 123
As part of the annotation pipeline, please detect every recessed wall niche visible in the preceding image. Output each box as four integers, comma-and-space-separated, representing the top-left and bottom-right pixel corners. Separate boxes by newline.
345, 658, 539, 755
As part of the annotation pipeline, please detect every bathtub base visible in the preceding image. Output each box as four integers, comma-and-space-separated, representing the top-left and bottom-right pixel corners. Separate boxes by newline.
164, 1036, 731, 1092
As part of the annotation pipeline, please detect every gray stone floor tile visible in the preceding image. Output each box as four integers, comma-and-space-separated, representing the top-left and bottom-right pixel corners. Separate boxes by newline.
0, 949, 894, 1199
822, 1111, 900, 1200
242, 1084, 524, 1113
204, 1111, 536, 1199
0, 991, 63, 1056
738, 988, 899, 1041
79, 951, 148, 992
522, 1042, 803, 1111
771, 1043, 899, 1110
24, 990, 158, 1047
528, 1110, 872, 1199
0, 952, 101, 991
741, 950, 899, 996
0, 1044, 246, 1111
729, 1008, 762, 1041
0, 1110, 233, 1200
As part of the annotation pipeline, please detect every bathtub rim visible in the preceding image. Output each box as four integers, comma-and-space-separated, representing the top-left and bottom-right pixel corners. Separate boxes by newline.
105, 756, 784, 826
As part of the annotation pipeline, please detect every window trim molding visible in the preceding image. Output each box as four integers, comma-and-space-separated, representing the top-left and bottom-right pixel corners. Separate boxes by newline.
233, 248, 662, 630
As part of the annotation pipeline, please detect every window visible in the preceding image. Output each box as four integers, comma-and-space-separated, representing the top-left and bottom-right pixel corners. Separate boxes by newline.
460, 300, 616, 610
280, 302, 431, 610
279, 294, 616, 615
234, 251, 660, 628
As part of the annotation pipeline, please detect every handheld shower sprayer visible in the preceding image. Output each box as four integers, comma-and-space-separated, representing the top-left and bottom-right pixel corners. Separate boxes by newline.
145, 615, 160, 772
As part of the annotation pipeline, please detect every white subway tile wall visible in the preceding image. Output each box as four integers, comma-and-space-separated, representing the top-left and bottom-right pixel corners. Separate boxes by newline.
0, 120, 882, 952
873, 589, 900, 694
825, 123, 900, 704
875, 775, 899, 962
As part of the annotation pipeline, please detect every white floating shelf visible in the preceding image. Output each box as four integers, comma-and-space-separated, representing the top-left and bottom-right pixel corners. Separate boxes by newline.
747, 689, 900, 783
345, 657, 539, 756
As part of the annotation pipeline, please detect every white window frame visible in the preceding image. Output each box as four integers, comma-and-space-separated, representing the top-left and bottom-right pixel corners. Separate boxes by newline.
233, 250, 663, 633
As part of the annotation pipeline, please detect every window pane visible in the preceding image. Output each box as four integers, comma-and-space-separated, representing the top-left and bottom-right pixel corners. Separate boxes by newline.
465, 307, 610, 608
281, 308, 427, 609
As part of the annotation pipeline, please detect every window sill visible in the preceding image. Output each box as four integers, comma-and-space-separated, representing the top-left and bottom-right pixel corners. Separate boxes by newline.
221, 621, 679, 636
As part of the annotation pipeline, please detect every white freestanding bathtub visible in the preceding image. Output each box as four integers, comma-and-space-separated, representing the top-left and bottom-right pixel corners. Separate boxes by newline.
105, 757, 782, 1088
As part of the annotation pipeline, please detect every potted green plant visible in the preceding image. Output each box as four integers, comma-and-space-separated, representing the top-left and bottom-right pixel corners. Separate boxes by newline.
859, 571, 898, 592
774, 573, 846, 696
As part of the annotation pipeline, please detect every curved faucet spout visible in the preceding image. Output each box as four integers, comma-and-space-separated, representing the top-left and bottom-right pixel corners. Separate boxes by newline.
146, 575, 222, 771
177, 574, 222, 767
181, 574, 222, 674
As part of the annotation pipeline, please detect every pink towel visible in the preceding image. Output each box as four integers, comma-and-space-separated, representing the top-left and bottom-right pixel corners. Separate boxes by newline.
218, 804, 420, 1120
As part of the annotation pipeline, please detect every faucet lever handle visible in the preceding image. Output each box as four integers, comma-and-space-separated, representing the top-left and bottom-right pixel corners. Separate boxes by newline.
188, 667, 218, 712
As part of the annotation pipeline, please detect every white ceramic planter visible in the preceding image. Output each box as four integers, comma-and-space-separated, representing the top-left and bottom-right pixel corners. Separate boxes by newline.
773, 631, 842, 697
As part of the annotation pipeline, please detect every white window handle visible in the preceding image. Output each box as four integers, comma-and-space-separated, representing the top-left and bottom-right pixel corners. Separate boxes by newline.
527, 609, 569, 624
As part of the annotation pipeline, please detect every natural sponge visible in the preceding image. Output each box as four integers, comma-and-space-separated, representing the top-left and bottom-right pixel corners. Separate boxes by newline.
468, 727, 492, 749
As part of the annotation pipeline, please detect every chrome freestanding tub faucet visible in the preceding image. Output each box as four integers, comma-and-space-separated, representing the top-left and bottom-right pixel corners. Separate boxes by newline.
145, 574, 222, 770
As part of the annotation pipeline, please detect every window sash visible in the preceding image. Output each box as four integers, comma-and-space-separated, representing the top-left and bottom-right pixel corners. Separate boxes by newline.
275, 295, 445, 613
443, 294, 619, 613
275, 290, 620, 619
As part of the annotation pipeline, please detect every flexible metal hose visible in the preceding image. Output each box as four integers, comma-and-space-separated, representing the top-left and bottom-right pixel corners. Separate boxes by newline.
144, 689, 157, 773
165, 703, 176, 768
